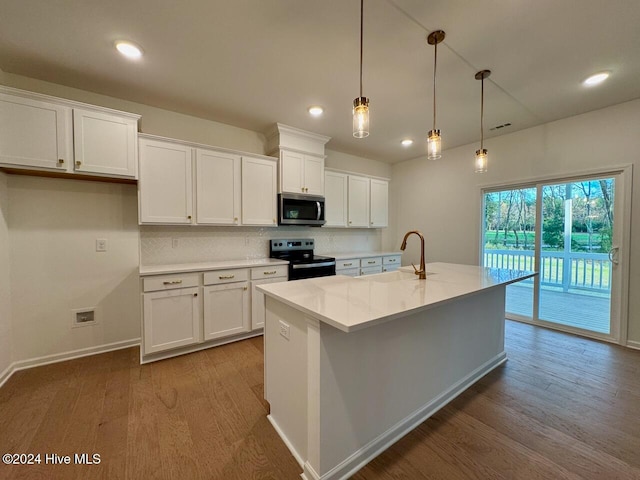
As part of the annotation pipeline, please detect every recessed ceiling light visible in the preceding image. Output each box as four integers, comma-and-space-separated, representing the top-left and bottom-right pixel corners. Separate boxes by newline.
115, 41, 143, 60
308, 106, 324, 116
401, 139, 413, 147
583, 71, 610, 87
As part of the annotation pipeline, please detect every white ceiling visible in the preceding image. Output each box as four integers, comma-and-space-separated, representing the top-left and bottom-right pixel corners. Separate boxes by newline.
1, 0, 639, 163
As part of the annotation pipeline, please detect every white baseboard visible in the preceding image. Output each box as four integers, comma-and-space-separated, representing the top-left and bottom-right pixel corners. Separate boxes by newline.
140, 330, 263, 364
280, 351, 507, 480
627, 340, 640, 350
0, 338, 140, 389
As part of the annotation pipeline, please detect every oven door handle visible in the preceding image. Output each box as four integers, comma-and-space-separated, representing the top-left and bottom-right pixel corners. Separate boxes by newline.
291, 261, 336, 269
316, 201, 321, 221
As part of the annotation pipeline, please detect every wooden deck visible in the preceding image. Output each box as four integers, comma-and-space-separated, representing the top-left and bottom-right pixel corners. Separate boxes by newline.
506, 283, 610, 334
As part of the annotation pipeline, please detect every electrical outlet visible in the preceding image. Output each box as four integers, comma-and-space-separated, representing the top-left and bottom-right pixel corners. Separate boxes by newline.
279, 320, 290, 340
96, 238, 107, 252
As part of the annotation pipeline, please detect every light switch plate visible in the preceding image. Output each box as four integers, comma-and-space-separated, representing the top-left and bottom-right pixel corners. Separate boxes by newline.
96, 238, 107, 252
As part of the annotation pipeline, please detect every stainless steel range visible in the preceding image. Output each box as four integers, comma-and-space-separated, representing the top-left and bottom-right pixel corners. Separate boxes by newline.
270, 238, 336, 281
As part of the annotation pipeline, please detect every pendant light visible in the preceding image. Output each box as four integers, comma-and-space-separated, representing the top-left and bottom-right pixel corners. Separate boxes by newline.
475, 70, 491, 173
353, 0, 369, 138
426, 30, 445, 160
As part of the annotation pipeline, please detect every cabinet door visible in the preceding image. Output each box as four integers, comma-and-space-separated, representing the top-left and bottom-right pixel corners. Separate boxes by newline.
73, 108, 137, 178
139, 139, 193, 224
203, 282, 250, 340
143, 287, 201, 354
280, 150, 304, 193
195, 149, 241, 225
242, 156, 277, 226
348, 175, 370, 227
370, 179, 389, 228
0, 92, 71, 170
325, 171, 348, 227
251, 277, 287, 330
303, 155, 325, 195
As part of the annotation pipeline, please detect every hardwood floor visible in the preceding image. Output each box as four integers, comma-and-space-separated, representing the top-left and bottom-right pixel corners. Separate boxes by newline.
1, 321, 640, 479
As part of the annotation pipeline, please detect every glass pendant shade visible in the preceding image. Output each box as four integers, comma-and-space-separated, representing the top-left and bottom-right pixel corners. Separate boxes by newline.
427, 129, 441, 160
475, 148, 488, 173
353, 97, 370, 138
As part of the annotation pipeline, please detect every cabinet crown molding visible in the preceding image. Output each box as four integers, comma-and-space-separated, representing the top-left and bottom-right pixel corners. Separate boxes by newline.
265, 123, 331, 157
0, 85, 141, 120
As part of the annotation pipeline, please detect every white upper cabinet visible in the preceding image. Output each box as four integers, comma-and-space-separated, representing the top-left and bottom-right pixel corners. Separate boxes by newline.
303, 154, 325, 196
325, 170, 348, 227
242, 156, 277, 226
0, 92, 71, 170
348, 175, 370, 227
73, 108, 137, 177
0, 87, 139, 178
370, 178, 389, 228
280, 150, 304, 194
195, 148, 241, 225
326, 170, 389, 229
139, 138, 193, 224
280, 150, 324, 195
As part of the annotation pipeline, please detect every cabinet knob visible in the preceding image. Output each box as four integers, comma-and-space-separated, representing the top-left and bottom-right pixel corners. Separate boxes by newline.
234, 217, 238, 222
243, 286, 248, 291
194, 293, 198, 297
370, 222, 373, 225
273, 218, 276, 223
349, 221, 352, 224
75, 160, 81, 167
301, 187, 305, 192
187, 215, 192, 220
57, 158, 65, 165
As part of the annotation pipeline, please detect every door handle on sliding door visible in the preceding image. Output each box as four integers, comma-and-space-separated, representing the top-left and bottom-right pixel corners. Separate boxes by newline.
608, 246, 619, 265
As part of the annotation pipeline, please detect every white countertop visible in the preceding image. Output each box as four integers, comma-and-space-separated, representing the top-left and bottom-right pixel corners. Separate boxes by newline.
140, 258, 288, 276
258, 262, 536, 333
329, 251, 403, 260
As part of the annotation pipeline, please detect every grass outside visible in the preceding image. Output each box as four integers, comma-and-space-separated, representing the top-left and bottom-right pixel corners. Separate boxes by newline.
484, 230, 606, 252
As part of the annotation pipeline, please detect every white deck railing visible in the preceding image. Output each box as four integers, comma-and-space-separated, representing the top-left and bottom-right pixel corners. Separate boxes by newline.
484, 249, 611, 292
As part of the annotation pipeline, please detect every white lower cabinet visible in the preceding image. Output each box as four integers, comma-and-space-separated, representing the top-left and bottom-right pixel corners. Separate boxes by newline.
141, 263, 285, 361
203, 281, 250, 340
336, 258, 360, 277
143, 287, 201, 354
250, 265, 288, 330
382, 255, 401, 272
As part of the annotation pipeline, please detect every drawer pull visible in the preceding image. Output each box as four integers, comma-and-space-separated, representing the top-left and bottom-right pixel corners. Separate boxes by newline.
263, 271, 277, 275
58, 158, 65, 165
194, 293, 198, 297
219, 274, 235, 279
163, 280, 183, 285
75, 160, 82, 167
367, 261, 376, 264
343, 262, 353, 267
388, 259, 396, 262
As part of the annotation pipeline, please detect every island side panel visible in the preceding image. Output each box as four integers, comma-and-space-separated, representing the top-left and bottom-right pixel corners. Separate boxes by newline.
316, 286, 507, 477
264, 296, 309, 466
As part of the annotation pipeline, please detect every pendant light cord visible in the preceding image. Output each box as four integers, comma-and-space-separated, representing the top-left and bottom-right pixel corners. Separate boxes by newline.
432, 41, 437, 130
480, 76, 484, 150
360, 0, 364, 98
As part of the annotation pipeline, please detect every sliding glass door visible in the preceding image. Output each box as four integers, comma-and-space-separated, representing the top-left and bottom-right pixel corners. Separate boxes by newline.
481, 170, 628, 342
538, 179, 614, 334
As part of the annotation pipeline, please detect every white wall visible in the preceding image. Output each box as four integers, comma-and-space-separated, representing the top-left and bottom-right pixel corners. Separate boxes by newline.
8, 176, 141, 362
325, 150, 391, 179
0, 172, 12, 376
392, 99, 640, 343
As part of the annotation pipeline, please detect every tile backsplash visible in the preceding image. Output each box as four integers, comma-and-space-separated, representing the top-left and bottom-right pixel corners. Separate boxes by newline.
140, 226, 383, 265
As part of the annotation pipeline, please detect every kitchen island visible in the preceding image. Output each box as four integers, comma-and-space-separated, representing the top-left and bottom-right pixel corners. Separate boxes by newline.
257, 262, 535, 480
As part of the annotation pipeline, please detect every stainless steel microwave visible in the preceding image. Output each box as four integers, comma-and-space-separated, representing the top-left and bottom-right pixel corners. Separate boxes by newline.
278, 193, 326, 226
